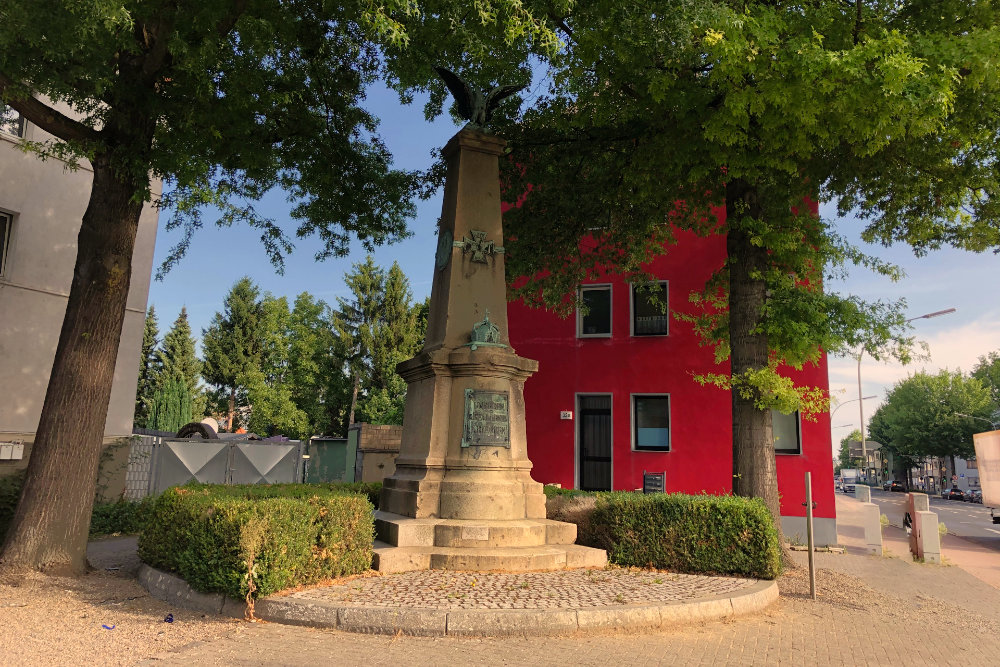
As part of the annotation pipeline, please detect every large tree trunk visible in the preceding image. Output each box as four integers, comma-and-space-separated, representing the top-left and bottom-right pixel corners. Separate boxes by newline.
0, 154, 146, 574
726, 180, 784, 539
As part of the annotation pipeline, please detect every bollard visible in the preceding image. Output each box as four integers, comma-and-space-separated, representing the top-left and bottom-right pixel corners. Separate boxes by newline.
861, 503, 883, 555
916, 511, 941, 564
854, 485, 871, 503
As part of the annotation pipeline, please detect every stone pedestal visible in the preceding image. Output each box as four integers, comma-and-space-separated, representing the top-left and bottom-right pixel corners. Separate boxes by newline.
374, 129, 605, 572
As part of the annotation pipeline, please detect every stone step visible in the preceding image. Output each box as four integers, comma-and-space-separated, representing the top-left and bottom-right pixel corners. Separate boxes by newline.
375, 511, 578, 548
563, 544, 608, 569
372, 542, 607, 573
372, 540, 431, 573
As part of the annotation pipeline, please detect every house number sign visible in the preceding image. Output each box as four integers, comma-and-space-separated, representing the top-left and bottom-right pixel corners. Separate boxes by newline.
462, 389, 510, 447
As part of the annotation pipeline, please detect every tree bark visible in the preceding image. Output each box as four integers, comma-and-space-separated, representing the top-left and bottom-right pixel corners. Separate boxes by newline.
0, 154, 146, 574
726, 179, 784, 542
346, 373, 360, 434
228, 387, 237, 432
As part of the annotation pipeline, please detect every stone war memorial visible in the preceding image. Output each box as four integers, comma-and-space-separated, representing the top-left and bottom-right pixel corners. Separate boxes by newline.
374, 72, 607, 572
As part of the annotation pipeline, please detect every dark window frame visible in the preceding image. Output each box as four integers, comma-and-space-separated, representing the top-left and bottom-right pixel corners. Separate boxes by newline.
631, 280, 669, 336
0, 210, 12, 278
771, 409, 803, 455
632, 393, 671, 452
577, 284, 612, 338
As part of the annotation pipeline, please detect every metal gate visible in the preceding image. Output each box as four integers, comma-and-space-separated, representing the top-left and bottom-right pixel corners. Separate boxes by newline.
123, 436, 303, 498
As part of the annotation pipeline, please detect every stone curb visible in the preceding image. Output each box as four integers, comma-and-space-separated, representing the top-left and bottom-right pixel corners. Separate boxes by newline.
137, 564, 778, 637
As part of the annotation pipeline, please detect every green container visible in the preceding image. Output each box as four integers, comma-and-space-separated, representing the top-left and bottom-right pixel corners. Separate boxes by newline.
303, 436, 357, 483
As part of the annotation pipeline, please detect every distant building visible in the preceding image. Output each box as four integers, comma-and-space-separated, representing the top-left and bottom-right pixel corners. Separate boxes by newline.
0, 105, 159, 477
507, 221, 838, 545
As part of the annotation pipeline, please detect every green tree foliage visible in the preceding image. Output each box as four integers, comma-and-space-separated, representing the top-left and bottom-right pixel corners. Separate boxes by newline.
202, 278, 265, 431
148, 376, 193, 433
133, 306, 161, 429
158, 307, 203, 420
332, 257, 422, 429
835, 429, 862, 474
0, 0, 557, 572
287, 293, 348, 437
868, 370, 993, 479
971, 351, 1000, 416
498, 0, 1000, 529
242, 296, 311, 438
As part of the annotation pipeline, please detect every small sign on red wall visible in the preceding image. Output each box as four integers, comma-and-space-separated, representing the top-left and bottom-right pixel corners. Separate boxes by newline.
560, 411, 573, 420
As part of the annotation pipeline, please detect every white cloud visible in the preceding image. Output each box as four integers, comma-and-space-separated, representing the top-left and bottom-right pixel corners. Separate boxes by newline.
827, 315, 1000, 433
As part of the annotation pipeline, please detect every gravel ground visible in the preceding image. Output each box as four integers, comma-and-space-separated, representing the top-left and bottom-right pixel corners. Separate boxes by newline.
0, 569, 242, 667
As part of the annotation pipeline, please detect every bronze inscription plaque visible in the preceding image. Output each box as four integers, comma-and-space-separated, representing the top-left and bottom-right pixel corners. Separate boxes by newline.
462, 389, 510, 447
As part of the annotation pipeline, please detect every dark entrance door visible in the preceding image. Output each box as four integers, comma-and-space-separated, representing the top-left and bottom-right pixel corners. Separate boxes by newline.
579, 395, 612, 491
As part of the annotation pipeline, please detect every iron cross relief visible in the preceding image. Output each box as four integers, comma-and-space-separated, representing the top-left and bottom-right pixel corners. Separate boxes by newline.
456, 229, 503, 263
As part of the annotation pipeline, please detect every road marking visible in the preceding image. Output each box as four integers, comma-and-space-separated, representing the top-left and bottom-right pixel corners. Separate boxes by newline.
988, 528, 1000, 536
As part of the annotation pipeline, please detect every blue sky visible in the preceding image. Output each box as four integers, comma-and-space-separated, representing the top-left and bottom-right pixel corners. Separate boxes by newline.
148, 84, 1000, 451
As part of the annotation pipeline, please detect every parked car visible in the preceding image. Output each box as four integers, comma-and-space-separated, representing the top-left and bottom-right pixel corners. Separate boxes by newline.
941, 487, 966, 501
889, 480, 906, 492
882, 481, 892, 491
965, 489, 983, 504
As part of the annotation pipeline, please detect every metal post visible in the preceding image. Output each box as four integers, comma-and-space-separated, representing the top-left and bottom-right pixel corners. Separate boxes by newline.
805, 471, 816, 600
857, 351, 867, 483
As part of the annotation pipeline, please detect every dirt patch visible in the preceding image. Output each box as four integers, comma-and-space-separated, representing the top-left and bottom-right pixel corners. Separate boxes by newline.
0, 570, 241, 665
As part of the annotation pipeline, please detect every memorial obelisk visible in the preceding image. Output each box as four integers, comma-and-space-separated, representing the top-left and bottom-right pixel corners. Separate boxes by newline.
373, 72, 606, 572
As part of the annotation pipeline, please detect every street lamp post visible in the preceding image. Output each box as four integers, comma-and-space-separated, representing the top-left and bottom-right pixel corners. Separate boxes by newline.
953, 412, 1000, 430
857, 307, 956, 485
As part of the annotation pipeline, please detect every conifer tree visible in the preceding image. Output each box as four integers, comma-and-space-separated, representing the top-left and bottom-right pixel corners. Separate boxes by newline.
332, 258, 422, 429
148, 376, 193, 433
202, 278, 265, 431
157, 307, 203, 420
133, 306, 161, 428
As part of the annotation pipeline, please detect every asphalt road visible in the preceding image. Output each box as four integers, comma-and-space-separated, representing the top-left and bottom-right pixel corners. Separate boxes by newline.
859, 487, 1000, 551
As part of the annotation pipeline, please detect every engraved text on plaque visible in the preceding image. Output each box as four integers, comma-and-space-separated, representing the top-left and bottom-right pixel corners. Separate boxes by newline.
462, 389, 510, 447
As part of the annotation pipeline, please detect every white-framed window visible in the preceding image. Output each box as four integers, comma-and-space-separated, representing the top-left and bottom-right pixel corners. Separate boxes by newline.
772, 409, 802, 455
632, 394, 670, 451
631, 281, 669, 336
0, 210, 12, 278
577, 284, 612, 337
0, 106, 25, 138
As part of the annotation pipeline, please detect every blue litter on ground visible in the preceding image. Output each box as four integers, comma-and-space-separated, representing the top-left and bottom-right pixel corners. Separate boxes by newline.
164, 613, 174, 623
102, 624, 115, 630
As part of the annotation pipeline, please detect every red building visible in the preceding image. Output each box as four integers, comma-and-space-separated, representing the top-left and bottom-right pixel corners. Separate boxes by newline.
506, 223, 838, 546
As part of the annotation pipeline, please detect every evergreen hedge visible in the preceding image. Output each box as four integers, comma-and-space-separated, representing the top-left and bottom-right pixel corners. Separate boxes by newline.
90, 498, 155, 536
580, 492, 782, 580
138, 484, 374, 598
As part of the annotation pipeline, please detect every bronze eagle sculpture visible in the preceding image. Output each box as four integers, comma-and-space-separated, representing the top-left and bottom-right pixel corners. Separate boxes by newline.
433, 66, 527, 130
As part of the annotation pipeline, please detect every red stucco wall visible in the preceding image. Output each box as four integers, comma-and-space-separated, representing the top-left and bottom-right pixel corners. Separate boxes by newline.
506, 224, 836, 521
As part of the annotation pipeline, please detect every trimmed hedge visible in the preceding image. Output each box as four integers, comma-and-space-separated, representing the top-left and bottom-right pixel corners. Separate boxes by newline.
90, 498, 155, 536
561, 491, 781, 580
138, 484, 374, 599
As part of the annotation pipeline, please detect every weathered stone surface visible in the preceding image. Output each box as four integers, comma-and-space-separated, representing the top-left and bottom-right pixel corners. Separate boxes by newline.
446, 609, 579, 637
576, 605, 662, 631
137, 564, 226, 615
338, 607, 448, 636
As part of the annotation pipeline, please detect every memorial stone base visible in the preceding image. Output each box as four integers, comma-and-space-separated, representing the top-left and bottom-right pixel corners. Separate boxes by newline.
371, 128, 606, 573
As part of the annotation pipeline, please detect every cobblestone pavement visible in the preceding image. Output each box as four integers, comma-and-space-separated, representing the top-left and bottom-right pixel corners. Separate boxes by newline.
286, 568, 755, 610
